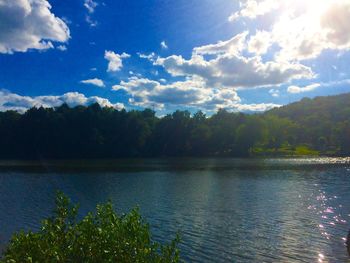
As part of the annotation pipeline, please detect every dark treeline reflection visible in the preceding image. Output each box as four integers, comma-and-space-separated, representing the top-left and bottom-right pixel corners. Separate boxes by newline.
0, 93, 350, 159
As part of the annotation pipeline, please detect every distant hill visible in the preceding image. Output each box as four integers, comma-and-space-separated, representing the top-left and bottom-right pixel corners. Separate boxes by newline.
267, 93, 350, 124
265, 93, 350, 156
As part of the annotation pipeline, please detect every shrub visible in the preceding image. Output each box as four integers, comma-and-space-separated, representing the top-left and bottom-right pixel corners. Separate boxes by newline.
1, 192, 180, 263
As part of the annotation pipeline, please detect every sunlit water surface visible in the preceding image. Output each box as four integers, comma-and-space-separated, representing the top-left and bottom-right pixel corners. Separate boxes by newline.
0, 158, 350, 262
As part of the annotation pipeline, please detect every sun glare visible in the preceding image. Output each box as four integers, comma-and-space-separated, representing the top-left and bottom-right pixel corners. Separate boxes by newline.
268, 0, 337, 61
282, 0, 332, 21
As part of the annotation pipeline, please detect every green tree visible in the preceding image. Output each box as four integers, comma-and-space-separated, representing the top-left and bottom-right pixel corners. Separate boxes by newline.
189, 111, 211, 155
336, 121, 350, 155
1, 192, 180, 263
1, 92, 350, 158
263, 115, 298, 150
235, 116, 268, 156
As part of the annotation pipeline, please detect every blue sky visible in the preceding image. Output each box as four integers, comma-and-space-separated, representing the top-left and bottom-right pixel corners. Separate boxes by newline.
0, 0, 350, 114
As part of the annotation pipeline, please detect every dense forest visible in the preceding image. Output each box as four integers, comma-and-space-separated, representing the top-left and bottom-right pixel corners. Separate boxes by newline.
0, 93, 349, 159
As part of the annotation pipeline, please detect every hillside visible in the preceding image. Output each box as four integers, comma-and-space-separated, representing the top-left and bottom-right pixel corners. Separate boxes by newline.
264, 93, 350, 156
268, 93, 350, 124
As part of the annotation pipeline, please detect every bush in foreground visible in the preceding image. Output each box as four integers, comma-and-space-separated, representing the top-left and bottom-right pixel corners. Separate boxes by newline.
1, 192, 180, 263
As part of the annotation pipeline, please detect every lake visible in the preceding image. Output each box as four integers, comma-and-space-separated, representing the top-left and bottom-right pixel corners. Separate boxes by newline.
0, 158, 350, 262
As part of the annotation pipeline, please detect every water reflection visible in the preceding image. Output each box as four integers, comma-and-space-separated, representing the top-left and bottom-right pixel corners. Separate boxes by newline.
0, 158, 350, 262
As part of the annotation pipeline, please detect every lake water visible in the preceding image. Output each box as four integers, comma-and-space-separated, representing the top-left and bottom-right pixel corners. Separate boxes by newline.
1, 158, 350, 262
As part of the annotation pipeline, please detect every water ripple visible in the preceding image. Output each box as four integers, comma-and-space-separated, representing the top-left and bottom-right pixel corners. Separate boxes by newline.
0, 158, 350, 262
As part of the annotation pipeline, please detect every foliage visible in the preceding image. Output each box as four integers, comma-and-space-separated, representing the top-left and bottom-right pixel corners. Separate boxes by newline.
0, 93, 350, 158
0, 192, 180, 263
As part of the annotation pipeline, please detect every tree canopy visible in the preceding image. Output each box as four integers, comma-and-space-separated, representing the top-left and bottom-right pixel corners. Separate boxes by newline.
0, 93, 349, 158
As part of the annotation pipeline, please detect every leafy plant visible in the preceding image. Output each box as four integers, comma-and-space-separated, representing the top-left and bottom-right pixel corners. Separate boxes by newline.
1, 192, 180, 263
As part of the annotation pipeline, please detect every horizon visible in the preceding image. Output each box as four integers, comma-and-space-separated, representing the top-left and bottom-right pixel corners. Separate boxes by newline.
1, 0, 350, 115
1, 91, 349, 117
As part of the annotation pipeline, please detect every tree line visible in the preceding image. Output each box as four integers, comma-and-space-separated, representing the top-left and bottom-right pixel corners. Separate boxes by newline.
0, 93, 349, 159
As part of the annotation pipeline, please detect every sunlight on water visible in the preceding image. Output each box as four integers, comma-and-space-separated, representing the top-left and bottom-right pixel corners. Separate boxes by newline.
0, 158, 350, 262
304, 175, 350, 262
318, 253, 324, 262
264, 157, 350, 166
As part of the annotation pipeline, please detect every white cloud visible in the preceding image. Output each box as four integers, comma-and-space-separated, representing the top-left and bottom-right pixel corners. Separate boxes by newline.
160, 41, 168, 49
248, 31, 272, 55
57, 45, 67, 51
128, 71, 142, 78
0, 0, 70, 54
85, 15, 98, 27
112, 76, 280, 112
80, 78, 105, 87
153, 27, 314, 91
113, 76, 240, 110
84, 0, 98, 13
0, 90, 124, 112
236, 0, 350, 61
321, 2, 350, 49
286, 79, 350, 94
193, 32, 248, 56
155, 51, 312, 90
228, 0, 277, 22
104, 50, 130, 72
269, 89, 280, 97
125, 0, 350, 111
138, 52, 157, 62
148, 28, 314, 111
87, 96, 123, 109
287, 83, 321, 94
84, 0, 98, 26
232, 102, 280, 112
270, 10, 327, 61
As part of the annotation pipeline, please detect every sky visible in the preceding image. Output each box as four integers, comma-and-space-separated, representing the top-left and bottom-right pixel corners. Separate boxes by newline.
0, 0, 350, 114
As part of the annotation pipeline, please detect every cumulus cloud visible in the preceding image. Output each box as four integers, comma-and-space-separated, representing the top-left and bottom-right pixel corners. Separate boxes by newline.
321, 2, 350, 49
147, 28, 313, 113
123, 0, 350, 111
113, 76, 240, 110
0, 90, 124, 112
287, 83, 321, 94
143, 27, 314, 111
233, 0, 350, 61
104, 50, 130, 72
0, 0, 70, 54
155, 51, 312, 90
248, 31, 272, 55
270, 10, 329, 61
112, 76, 280, 112
80, 78, 105, 87
144, 0, 350, 114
